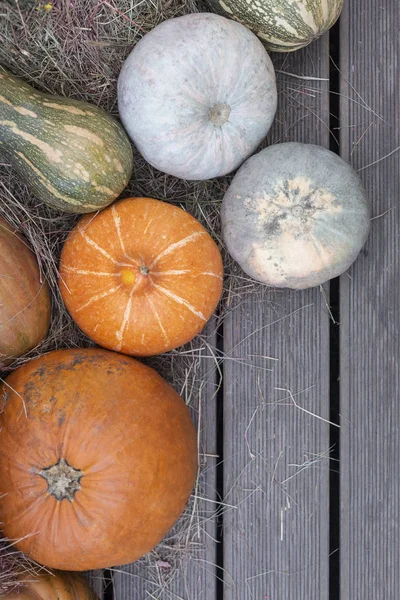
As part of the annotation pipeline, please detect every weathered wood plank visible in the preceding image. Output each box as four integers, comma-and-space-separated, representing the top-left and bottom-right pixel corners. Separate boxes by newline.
84, 570, 105, 599
223, 36, 331, 599
113, 322, 219, 600
340, 2, 400, 598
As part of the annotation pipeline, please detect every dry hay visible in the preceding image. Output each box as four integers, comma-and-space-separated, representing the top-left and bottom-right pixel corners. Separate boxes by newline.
0, 539, 46, 595
0, 0, 331, 597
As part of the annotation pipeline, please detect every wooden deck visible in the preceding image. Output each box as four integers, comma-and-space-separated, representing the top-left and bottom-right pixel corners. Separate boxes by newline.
92, 2, 399, 598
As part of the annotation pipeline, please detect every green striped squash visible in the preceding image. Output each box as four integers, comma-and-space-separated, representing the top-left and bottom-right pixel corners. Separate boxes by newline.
208, 0, 343, 51
0, 69, 133, 213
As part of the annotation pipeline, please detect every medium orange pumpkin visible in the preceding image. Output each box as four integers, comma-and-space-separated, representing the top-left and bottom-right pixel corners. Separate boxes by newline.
1, 571, 98, 600
59, 197, 223, 356
0, 216, 51, 367
0, 348, 197, 570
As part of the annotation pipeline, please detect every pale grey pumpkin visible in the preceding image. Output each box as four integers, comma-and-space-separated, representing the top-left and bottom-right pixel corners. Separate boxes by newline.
117, 13, 277, 181
221, 143, 370, 290
207, 0, 344, 52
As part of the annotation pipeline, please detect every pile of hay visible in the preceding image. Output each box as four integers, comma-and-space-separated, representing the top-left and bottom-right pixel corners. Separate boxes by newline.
0, 0, 233, 595
0, 540, 44, 596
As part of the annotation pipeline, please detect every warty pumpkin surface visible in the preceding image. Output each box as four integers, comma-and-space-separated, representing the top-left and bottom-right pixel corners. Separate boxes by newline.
59, 197, 223, 356
0, 348, 198, 570
221, 143, 370, 289
118, 13, 277, 180
2, 571, 98, 600
0, 69, 133, 213
208, 0, 344, 52
0, 216, 50, 368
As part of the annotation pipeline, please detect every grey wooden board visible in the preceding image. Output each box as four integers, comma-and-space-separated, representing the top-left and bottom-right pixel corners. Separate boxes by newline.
223, 37, 332, 600
113, 321, 219, 600
340, 2, 400, 598
85, 570, 105, 599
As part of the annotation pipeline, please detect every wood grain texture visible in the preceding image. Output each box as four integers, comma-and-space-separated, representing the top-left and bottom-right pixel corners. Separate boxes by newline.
113, 322, 219, 600
223, 36, 331, 600
84, 571, 105, 599
340, 2, 400, 598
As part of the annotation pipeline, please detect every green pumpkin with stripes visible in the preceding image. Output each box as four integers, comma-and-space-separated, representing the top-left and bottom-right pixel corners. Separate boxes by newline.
208, 0, 343, 52
0, 69, 133, 213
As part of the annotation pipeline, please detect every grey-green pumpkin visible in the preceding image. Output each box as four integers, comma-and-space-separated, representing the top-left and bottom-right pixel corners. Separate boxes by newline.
207, 0, 344, 52
118, 13, 277, 181
221, 143, 370, 290
0, 69, 133, 213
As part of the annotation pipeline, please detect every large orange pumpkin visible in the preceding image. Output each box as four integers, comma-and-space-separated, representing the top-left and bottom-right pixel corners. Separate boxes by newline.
59, 197, 223, 356
0, 348, 198, 570
0, 216, 51, 367
1, 571, 98, 600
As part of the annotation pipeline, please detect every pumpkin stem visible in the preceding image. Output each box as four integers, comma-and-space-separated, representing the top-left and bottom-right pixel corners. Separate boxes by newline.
140, 265, 150, 275
291, 205, 304, 217
209, 103, 231, 127
40, 458, 83, 502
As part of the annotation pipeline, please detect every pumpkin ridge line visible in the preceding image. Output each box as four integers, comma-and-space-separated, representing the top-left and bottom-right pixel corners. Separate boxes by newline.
62, 266, 118, 277
146, 293, 170, 346
199, 271, 223, 280
111, 204, 138, 263
150, 269, 191, 276
149, 231, 207, 268
115, 286, 135, 350
143, 216, 155, 236
75, 284, 123, 313
112, 204, 127, 255
152, 281, 207, 322
79, 229, 132, 267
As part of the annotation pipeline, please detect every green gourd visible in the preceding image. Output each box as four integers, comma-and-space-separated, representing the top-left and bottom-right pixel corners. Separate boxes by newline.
0, 69, 133, 213
207, 0, 343, 52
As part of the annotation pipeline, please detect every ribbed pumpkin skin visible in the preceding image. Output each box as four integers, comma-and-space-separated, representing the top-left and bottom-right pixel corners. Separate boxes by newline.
0, 69, 133, 213
2, 571, 98, 600
208, 0, 344, 51
221, 143, 370, 289
59, 197, 223, 356
0, 348, 198, 570
118, 13, 277, 180
0, 216, 50, 367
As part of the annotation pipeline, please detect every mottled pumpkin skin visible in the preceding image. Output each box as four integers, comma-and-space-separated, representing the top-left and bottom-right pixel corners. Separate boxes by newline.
118, 13, 277, 180
0, 348, 197, 570
0, 216, 50, 367
208, 0, 344, 52
2, 571, 98, 600
59, 197, 223, 356
221, 143, 370, 289
0, 69, 133, 213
